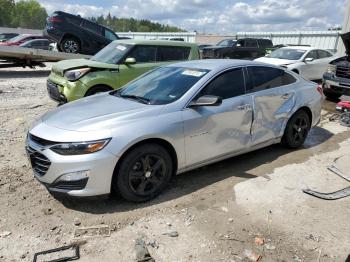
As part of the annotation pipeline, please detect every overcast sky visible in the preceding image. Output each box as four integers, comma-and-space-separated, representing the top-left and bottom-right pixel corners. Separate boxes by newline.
37, 0, 346, 33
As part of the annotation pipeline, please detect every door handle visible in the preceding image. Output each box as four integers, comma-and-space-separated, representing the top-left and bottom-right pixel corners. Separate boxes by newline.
237, 104, 251, 110
281, 93, 291, 99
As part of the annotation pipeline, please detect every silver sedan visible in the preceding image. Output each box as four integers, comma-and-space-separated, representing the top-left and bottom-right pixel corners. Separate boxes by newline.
26, 60, 322, 202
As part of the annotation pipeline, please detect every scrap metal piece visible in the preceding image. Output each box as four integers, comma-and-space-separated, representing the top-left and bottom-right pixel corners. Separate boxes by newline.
303, 187, 350, 200
74, 224, 110, 239
33, 244, 80, 262
327, 165, 350, 182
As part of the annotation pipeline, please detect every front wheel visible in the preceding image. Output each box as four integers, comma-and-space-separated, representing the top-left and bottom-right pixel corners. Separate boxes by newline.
114, 144, 173, 202
282, 110, 311, 148
60, 38, 80, 53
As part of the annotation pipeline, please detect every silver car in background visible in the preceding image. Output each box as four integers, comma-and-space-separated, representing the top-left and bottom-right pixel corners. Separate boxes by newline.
26, 60, 322, 202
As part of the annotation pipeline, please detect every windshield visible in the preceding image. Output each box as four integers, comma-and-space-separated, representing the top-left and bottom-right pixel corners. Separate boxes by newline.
90, 42, 132, 64
112, 66, 209, 105
7, 35, 28, 43
269, 48, 306, 60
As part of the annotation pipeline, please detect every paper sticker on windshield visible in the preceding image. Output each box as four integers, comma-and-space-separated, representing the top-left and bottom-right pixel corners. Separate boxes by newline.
116, 45, 126, 51
182, 70, 206, 77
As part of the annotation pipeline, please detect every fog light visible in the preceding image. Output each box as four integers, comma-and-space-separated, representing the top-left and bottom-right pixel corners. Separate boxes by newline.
56, 170, 90, 182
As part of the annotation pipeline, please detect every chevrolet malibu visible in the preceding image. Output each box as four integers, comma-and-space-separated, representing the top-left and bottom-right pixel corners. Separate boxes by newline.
26, 60, 322, 202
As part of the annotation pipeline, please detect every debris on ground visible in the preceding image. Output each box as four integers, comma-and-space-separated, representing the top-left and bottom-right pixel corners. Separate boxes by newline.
254, 236, 265, 246
135, 238, 155, 262
162, 230, 179, 237
243, 249, 262, 261
33, 244, 80, 262
73, 218, 81, 226
0, 231, 11, 238
265, 243, 276, 250
74, 225, 111, 238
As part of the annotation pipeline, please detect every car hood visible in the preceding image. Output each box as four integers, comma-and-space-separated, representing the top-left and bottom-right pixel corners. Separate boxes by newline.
255, 57, 297, 66
52, 58, 119, 75
41, 93, 164, 132
341, 32, 350, 55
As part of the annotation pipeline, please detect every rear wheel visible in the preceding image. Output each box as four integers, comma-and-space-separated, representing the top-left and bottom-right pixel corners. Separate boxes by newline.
282, 110, 311, 148
60, 37, 80, 53
85, 85, 112, 96
113, 144, 173, 202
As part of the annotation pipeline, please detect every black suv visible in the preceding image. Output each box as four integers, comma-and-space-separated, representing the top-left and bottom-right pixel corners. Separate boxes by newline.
44, 11, 123, 55
202, 38, 273, 60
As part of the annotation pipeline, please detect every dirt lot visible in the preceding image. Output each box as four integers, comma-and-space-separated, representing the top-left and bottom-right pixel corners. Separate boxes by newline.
0, 64, 349, 262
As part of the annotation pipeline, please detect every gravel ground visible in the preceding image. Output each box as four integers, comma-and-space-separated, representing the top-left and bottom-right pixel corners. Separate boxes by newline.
0, 63, 349, 261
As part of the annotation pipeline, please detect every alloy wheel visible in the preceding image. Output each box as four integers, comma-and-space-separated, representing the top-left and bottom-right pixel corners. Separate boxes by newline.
291, 116, 309, 144
128, 154, 167, 196
63, 40, 78, 53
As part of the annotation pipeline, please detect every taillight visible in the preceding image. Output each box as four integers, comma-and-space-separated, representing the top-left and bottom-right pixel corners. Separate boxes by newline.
48, 17, 63, 23
317, 84, 323, 96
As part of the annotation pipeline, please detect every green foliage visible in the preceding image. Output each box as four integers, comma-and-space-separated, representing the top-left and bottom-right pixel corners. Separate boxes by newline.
0, 0, 15, 27
12, 0, 47, 29
0, 0, 47, 29
88, 14, 185, 32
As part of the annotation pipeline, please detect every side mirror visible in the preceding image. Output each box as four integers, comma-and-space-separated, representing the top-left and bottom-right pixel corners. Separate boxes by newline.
305, 57, 314, 63
189, 95, 222, 107
124, 57, 136, 65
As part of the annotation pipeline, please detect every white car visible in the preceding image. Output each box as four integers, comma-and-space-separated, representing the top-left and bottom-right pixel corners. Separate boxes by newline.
255, 46, 336, 80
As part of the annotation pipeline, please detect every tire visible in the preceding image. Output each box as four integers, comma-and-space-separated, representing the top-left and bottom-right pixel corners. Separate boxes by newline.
281, 110, 311, 148
85, 85, 112, 96
60, 37, 80, 54
114, 144, 173, 202
323, 89, 341, 100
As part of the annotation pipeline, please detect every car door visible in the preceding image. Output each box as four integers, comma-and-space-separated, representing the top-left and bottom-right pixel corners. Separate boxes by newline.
82, 21, 106, 53
118, 45, 159, 87
183, 68, 253, 166
247, 66, 296, 145
298, 50, 319, 80
315, 50, 335, 78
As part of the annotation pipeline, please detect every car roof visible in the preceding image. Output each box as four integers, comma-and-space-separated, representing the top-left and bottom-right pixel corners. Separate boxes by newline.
166, 59, 272, 71
113, 39, 197, 47
280, 46, 316, 51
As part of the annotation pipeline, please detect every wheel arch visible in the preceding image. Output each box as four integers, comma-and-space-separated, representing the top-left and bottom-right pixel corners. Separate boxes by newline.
297, 106, 312, 124
111, 138, 179, 191
60, 33, 81, 46
84, 84, 113, 97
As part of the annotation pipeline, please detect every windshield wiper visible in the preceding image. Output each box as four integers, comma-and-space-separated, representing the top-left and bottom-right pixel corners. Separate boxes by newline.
119, 94, 151, 104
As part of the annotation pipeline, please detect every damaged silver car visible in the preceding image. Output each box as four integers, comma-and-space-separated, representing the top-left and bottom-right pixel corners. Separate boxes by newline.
26, 60, 322, 202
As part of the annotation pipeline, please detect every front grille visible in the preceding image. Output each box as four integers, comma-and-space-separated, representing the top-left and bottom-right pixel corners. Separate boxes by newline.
26, 146, 51, 176
47, 80, 66, 103
336, 66, 350, 79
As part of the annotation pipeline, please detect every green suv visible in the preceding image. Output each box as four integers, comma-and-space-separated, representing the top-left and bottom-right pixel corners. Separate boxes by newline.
47, 40, 200, 103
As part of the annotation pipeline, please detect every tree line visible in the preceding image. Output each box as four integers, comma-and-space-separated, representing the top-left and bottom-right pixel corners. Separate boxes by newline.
0, 0, 47, 29
88, 14, 185, 32
0, 0, 185, 32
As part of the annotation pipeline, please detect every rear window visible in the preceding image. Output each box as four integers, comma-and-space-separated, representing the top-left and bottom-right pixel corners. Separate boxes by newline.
156, 46, 191, 61
247, 66, 296, 92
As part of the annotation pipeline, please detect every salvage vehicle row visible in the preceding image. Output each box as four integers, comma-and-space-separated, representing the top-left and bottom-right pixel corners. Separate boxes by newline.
27, 60, 322, 202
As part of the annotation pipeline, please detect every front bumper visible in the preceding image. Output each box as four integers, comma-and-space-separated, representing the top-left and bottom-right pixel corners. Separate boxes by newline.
47, 73, 89, 103
323, 73, 350, 95
26, 136, 118, 197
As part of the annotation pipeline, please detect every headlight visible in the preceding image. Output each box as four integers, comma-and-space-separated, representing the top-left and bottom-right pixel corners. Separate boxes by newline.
326, 64, 336, 74
50, 138, 111, 155
64, 67, 90, 81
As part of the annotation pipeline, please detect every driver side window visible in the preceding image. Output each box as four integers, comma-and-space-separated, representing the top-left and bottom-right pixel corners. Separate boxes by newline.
197, 68, 245, 100
305, 50, 318, 60
127, 45, 157, 63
